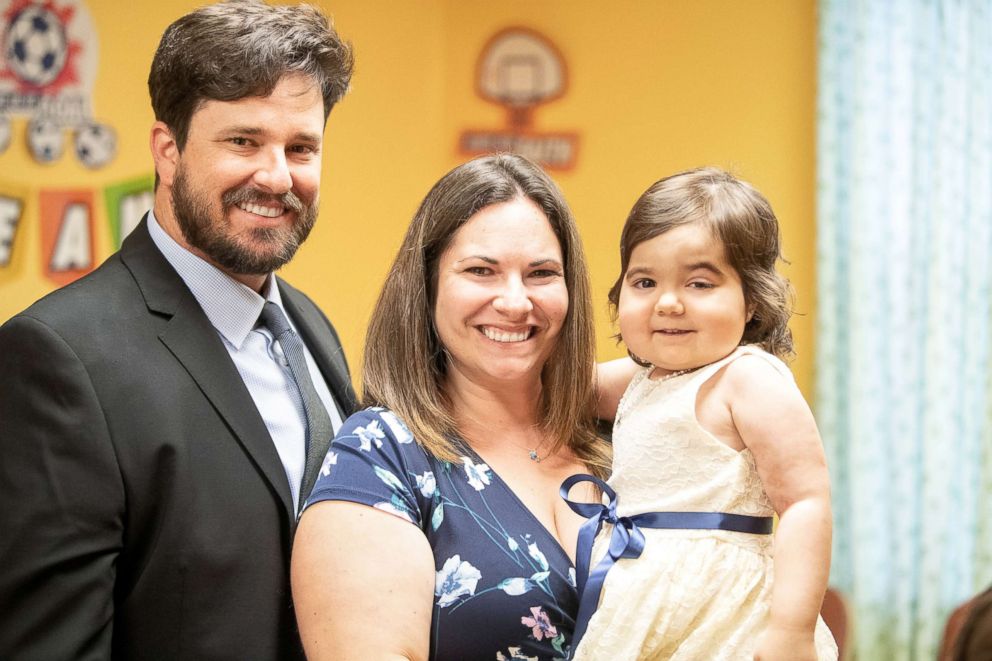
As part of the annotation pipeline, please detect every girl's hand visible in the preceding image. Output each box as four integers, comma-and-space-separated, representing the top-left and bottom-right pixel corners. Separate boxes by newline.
753, 625, 817, 661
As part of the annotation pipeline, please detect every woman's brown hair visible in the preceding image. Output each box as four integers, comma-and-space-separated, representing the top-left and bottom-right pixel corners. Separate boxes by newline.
363, 154, 610, 475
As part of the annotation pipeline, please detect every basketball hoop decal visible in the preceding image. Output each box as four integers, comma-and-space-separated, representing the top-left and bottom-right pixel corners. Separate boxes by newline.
460, 27, 578, 170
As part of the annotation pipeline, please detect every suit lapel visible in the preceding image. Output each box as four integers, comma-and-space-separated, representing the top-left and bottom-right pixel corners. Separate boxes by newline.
158, 297, 295, 517
121, 219, 296, 520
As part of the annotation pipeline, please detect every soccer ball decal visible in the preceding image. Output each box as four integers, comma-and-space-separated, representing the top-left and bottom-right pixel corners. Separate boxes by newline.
0, 115, 11, 154
3, 5, 69, 88
74, 122, 116, 168
27, 117, 64, 163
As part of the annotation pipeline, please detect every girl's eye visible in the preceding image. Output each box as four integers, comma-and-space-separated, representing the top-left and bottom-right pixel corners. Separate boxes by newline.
632, 278, 655, 289
688, 281, 715, 289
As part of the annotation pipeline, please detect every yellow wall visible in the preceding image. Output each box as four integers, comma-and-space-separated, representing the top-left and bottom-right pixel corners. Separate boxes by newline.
0, 0, 817, 396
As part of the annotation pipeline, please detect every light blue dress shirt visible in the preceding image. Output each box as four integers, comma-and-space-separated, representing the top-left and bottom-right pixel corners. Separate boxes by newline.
147, 211, 343, 510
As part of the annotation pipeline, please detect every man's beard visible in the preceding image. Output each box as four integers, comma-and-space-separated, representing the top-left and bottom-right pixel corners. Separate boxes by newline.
171, 163, 318, 275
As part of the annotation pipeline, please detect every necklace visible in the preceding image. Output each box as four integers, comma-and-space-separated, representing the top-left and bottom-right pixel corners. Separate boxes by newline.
519, 437, 551, 462
481, 430, 550, 462
510, 431, 551, 462
654, 366, 700, 382
459, 417, 551, 463
616, 365, 704, 429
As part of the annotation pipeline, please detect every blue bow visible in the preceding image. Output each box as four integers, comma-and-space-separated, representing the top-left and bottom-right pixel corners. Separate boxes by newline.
560, 474, 774, 656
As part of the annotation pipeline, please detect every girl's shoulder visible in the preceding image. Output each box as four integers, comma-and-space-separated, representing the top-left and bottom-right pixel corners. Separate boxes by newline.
708, 345, 802, 406
723, 345, 794, 380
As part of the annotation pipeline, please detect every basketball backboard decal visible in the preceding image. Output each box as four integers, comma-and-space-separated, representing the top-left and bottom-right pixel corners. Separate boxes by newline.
460, 27, 578, 170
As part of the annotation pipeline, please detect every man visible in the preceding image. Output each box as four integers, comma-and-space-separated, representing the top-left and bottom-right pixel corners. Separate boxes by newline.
0, 2, 357, 658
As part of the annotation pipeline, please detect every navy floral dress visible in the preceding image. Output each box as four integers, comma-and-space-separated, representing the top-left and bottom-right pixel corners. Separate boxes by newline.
305, 407, 578, 661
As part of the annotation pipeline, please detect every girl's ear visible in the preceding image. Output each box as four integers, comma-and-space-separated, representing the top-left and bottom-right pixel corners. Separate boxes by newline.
746, 303, 756, 323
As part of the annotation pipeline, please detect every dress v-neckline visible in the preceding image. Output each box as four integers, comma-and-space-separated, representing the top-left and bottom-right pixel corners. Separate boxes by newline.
457, 443, 578, 570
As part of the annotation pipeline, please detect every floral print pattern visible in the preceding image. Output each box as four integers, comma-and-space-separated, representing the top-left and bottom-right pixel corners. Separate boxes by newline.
415, 471, 437, 498
318, 450, 337, 477
521, 607, 557, 641
306, 408, 577, 661
462, 456, 492, 491
355, 419, 385, 451
497, 647, 539, 661
435, 555, 482, 607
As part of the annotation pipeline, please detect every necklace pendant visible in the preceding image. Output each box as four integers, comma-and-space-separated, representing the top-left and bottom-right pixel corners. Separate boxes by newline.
529, 449, 540, 462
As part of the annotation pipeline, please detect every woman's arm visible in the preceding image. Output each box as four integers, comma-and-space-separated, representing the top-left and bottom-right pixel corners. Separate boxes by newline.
292, 501, 435, 661
725, 357, 832, 661
595, 357, 641, 421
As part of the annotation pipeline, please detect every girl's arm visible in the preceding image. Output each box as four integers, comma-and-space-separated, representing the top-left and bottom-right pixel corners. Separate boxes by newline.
595, 357, 641, 421
292, 501, 435, 660
725, 357, 832, 661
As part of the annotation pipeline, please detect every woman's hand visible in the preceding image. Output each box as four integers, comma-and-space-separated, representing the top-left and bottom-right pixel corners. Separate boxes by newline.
754, 624, 817, 661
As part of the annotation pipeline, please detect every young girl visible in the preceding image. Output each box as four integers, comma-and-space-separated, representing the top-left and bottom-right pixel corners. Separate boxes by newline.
567, 168, 838, 660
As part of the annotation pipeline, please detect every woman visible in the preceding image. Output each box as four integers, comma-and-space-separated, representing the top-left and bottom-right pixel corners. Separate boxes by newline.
292, 154, 610, 660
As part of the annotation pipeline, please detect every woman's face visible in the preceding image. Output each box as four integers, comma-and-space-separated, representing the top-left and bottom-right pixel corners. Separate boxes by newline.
433, 196, 568, 391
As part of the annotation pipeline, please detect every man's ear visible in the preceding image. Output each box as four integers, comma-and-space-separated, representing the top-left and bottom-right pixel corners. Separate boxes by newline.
150, 121, 179, 188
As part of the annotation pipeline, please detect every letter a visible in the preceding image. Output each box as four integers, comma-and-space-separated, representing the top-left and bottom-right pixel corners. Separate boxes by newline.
50, 203, 92, 271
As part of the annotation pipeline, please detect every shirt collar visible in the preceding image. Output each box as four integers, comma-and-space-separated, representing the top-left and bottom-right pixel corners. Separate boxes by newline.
147, 209, 284, 349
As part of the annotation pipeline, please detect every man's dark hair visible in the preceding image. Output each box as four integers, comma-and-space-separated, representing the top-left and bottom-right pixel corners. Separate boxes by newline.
148, 0, 354, 150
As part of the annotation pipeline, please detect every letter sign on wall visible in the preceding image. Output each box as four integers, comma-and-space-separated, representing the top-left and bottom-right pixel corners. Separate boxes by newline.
40, 189, 94, 286
0, 195, 23, 268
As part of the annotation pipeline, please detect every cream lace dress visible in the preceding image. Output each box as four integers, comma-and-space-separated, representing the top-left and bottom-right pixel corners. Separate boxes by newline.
571, 346, 837, 661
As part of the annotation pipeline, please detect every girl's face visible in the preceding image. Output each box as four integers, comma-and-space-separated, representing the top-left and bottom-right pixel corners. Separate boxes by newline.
618, 222, 749, 375
433, 196, 568, 390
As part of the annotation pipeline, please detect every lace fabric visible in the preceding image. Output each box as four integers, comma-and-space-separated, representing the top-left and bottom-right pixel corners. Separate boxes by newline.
572, 346, 837, 660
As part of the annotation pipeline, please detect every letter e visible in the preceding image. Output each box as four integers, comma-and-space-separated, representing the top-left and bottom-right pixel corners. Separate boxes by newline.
0, 196, 22, 267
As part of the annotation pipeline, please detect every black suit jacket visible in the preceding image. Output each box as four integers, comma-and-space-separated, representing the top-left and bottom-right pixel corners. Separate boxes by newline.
0, 219, 358, 660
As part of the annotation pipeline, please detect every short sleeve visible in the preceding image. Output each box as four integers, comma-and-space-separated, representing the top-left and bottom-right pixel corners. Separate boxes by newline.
304, 407, 435, 529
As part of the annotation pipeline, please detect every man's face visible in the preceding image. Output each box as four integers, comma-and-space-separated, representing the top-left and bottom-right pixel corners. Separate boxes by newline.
169, 73, 325, 276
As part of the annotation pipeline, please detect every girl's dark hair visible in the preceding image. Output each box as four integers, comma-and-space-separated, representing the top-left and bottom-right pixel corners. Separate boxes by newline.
608, 167, 794, 360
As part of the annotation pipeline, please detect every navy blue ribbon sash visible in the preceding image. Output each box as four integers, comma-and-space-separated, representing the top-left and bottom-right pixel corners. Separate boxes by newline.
560, 474, 774, 655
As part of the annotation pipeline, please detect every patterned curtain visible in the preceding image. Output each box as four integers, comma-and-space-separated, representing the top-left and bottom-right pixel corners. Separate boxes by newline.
817, 0, 992, 658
